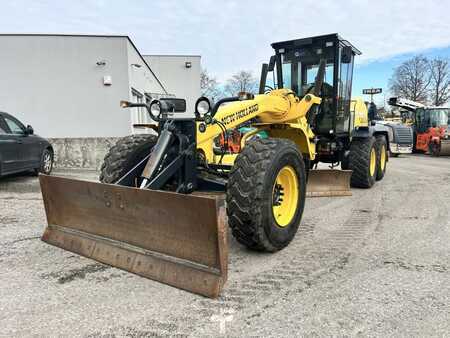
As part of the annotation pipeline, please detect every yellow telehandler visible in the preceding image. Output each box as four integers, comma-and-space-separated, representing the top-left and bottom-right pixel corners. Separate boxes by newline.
40, 34, 389, 297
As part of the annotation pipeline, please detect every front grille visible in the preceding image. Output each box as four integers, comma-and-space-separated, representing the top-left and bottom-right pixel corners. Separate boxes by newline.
394, 127, 413, 145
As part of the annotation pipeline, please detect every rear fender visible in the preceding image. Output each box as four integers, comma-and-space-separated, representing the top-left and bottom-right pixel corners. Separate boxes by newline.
267, 123, 316, 160
352, 126, 390, 161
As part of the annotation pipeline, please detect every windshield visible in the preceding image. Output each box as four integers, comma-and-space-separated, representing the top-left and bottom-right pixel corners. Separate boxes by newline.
426, 108, 449, 127
416, 107, 450, 132
281, 53, 334, 97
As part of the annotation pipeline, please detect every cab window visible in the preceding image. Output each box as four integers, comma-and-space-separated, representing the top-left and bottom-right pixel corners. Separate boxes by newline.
4, 116, 25, 134
305, 63, 334, 87
281, 50, 334, 97
335, 46, 354, 133
281, 54, 292, 89
0, 118, 8, 134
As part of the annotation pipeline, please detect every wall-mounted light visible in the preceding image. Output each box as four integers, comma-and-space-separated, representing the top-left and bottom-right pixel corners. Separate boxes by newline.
96, 60, 106, 66
131, 63, 142, 68
103, 75, 112, 86
185, 61, 192, 68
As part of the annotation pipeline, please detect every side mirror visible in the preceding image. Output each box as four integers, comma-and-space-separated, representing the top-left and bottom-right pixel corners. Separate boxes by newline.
25, 125, 34, 135
259, 63, 269, 94
268, 55, 276, 72
341, 46, 353, 64
160, 98, 186, 113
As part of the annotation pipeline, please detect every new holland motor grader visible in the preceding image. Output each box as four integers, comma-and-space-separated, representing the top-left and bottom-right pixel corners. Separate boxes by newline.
39, 34, 389, 298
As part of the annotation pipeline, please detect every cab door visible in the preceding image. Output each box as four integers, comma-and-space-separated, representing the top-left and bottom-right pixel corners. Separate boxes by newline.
0, 114, 22, 174
2, 114, 41, 170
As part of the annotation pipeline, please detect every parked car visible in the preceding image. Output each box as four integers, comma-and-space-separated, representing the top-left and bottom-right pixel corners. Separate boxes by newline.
0, 111, 53, 177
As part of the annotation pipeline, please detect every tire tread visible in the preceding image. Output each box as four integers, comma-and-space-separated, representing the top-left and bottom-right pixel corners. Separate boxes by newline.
226, 138, 304, 252
99, 134, 157, 183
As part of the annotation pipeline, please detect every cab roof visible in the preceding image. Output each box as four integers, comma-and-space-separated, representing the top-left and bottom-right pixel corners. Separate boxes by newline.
271, 33, 362, 55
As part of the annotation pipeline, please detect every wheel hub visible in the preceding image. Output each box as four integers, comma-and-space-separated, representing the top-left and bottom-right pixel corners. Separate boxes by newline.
370, 148, 376, 177
272, 166, 299, 227
43, 152, 52, 172
380, 145, 386, 170
272, 184, 284, 206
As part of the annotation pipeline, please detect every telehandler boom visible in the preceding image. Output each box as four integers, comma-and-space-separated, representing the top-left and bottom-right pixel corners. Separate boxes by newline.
40, 34, 389, 297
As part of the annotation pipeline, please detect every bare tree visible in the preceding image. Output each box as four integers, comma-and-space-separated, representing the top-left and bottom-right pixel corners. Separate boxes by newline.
429, 57, 450, 106
200, 68, 222, 101
224, 70, 258, 96
389, 55, 431, 104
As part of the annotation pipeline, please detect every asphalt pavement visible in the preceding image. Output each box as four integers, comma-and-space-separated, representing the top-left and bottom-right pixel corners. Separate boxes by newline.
0, 155, 449, 337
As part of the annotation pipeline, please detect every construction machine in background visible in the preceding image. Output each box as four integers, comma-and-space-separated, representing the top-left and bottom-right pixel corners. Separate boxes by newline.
381, 121, 414, 157
389, 97, 450, 156
40, 33, 389, 298
367, 101, 414, 157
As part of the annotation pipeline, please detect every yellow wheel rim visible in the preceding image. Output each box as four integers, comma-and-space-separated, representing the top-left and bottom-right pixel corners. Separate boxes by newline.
370, 147, 376, 176
380, 145, 386, 171
272, 166, 299, 227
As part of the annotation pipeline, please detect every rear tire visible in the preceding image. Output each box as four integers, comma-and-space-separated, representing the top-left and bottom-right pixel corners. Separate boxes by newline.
100, 134, 157, 185
349, 137, 377, 188
429, 142, 440, 157
226, 138, 306, 252
375, 135, 387, 181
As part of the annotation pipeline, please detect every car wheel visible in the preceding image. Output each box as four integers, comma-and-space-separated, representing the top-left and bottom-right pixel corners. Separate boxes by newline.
35, 148, 54, 175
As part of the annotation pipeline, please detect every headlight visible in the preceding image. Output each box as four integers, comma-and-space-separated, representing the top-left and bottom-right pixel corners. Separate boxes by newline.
120, 100, 131, 108
195, 97, 211, 117
150, 100, 161, 117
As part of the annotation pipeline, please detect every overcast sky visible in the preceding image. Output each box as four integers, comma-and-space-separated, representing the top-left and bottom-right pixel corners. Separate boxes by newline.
1, 0, 449, 101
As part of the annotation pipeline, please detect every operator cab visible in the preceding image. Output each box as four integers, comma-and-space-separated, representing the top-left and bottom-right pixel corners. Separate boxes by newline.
261, 34, 361, 136
415, 107, 450, 132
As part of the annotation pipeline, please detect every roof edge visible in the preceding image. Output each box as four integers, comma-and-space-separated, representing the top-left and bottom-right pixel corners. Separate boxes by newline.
143, 54, 201, 58
0, 33, 168, 94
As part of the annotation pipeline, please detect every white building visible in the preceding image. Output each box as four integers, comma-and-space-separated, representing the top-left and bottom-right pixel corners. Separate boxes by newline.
0, 34, 201, 138
0, 34, 201, 169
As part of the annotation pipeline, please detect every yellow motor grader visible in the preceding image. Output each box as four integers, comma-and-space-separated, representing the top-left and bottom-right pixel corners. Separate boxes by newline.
39, 34, 389, 297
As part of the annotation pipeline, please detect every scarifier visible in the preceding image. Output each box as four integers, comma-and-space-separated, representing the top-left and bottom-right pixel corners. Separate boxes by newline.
40, 34, 389, 297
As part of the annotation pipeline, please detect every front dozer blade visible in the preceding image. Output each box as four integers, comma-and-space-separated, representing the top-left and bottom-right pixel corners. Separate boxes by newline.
306, 169, 352, 197
39, 175, 228, 298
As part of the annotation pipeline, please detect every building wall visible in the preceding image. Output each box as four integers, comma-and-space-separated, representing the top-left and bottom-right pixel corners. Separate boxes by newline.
144, 55, 201, 116
126, 41, 168, 128
0, 35, 166, 139
0, 35, 132, 138
50, 137, 120, 170
0, 35, 197, 169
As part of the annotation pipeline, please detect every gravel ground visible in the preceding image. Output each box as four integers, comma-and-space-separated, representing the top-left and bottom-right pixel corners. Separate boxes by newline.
0, 155, 449, 337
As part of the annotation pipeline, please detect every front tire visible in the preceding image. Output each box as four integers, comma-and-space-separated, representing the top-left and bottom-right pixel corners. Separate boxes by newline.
34, 148, 53, 175
100, 134, 157, 185
349, 137, 377, 188
226, 138, 306, 252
